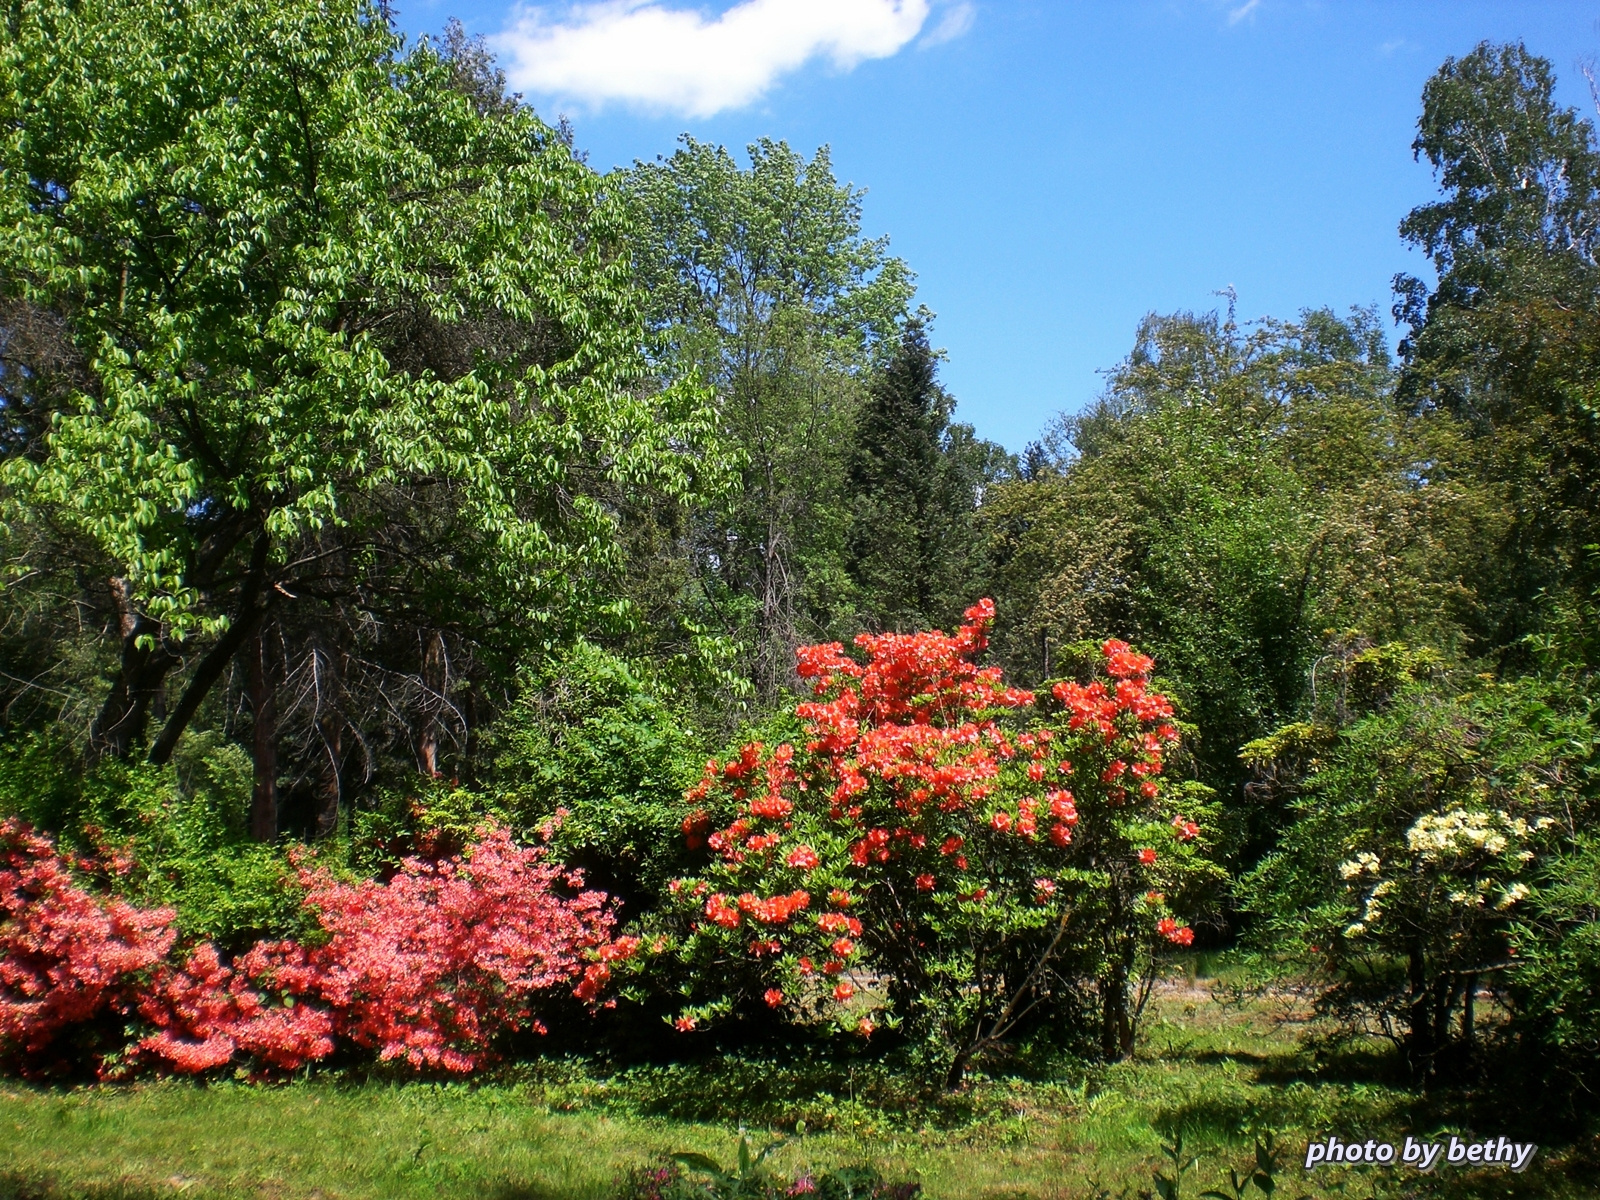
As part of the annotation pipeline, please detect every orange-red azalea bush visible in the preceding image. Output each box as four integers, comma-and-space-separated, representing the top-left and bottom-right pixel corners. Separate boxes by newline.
659, 601, 1221, 1076
0, 818, 630, 1076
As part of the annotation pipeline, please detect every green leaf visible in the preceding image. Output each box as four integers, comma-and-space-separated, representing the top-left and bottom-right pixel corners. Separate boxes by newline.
670, 1153, 723, 1175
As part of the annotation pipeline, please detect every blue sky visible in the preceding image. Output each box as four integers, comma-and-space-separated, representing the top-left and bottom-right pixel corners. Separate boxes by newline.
397, 1, 1600, 451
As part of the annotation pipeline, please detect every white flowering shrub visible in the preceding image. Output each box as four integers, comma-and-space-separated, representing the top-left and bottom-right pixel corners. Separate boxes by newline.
1241, 643, 1596, 1079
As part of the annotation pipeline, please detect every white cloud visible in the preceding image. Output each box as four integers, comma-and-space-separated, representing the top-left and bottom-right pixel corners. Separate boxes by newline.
1226, 0, 1260, 25
495, 0, 933, 118
920, 1, 974, 48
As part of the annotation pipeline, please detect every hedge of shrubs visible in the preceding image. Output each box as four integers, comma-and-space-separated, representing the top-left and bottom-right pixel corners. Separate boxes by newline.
1, 603, 1222, 1081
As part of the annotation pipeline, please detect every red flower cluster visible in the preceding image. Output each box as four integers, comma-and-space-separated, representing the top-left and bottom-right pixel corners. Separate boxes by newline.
786, 845, 820, 870
737, 891, 811, 925
137, 944, 334, 1073
0, 820, 628, 1076
260, 827, 625, 1072
1157, 917, 1195, 946
665, 602, 1203, 1035
1053, 642, 1176, 747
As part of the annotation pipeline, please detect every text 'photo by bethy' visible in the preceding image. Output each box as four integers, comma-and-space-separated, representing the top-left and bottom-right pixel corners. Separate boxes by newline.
2, 1, 1599, 1197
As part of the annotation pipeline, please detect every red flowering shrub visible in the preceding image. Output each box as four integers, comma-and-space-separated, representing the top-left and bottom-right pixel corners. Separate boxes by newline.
0, 818, 174, 1066
0, 818, 629, 1077
137, 944, 334, 1072
659, 601, 1221, 1080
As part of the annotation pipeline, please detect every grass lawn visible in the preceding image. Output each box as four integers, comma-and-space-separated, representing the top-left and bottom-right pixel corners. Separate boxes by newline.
1, 972, 1594, 1200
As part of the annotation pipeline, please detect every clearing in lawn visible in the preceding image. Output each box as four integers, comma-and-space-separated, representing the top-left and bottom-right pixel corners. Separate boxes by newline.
0, 970, 1591, 1200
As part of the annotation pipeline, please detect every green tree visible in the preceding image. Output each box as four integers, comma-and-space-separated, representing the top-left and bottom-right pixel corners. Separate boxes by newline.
845, 318, 1012, 633
0, 0, 720, 834
1241, 641, 1598, 1080
981, 306, 1475, 863
1395, 42, 1600, 651
622, 138, 914, 699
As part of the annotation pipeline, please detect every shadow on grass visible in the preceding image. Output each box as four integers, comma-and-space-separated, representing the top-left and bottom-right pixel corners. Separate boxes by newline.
0, 1170, 602, 1200
0, 1172, 176, 1200
481, 1185, 604, 1200
544, 1056, 1044, 1133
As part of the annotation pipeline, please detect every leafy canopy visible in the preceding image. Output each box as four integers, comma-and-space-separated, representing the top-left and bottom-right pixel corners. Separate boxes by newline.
0, 0, 719, 647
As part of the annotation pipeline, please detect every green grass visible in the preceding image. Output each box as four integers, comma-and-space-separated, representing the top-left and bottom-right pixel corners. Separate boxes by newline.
1, 977, 1595, 1200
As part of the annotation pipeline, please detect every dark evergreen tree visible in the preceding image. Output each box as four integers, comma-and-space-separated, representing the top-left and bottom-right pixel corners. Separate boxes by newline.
845, 320, 1011, 633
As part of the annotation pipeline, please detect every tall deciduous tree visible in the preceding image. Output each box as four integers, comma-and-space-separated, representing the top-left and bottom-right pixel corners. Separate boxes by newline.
1395, 42, 1600, 652
622, 138, 913, 698
0, 0, 720, 829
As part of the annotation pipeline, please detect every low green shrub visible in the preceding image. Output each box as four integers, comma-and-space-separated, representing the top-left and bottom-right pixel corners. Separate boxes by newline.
616, 1134, 918, 1200
0, 730, 310, 949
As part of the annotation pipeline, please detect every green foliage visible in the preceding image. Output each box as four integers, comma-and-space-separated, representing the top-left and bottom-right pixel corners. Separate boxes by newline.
348, 779, 516, 870
0, 730, 308, 947
621, 137, 904, 696
1395, 41, 1600, 640
1150, 1133, 1198, 1200
491, 640, 707, 911
1197, 1133, 1282, 1200
982, 306, 1466, 865
618, 1136, 918, 1200
845, 319, 1013, 634
1241, 655, 1599, 1077
0, 0, 726, 777
1509, 832, 1600, 1078
5, 0, 676, 624
619, 138, 1005, 700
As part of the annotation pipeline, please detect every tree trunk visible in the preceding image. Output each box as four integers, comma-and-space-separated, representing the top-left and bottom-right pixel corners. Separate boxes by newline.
461, 685, 481, 785
417, 630, 447, 778
1101, 956, 1134, 1060
944, 1045, 974, 1089
89, 578, 179, 760
245, 626, 278, 842
147, 533, 272, 766
313, 638, 344, 840
315, 711, 342, 839
1405, 942, 1437, 1080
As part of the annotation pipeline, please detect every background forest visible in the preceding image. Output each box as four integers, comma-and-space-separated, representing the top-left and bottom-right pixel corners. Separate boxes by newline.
2, 1, 1600, 1196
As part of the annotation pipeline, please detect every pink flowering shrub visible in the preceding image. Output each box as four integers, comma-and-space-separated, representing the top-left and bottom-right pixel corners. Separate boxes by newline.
0, 817, 630, 1076
252, 826, 635, 1072
0, 818, 174, 1062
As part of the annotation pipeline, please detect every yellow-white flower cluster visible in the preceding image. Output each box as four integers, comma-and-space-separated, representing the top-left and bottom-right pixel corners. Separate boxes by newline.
1405, 809, 1532, 861
1338, 851, 1382, 880
1496, 882, 1530, 910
